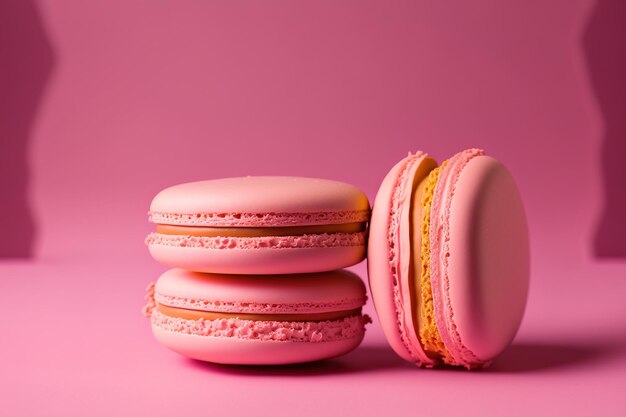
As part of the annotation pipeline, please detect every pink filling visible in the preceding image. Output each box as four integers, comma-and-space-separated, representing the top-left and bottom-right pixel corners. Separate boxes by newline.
148, 210, 370, 227
150, 310, 371, 343
145, 232, 365, 250
429, 148, 489, 369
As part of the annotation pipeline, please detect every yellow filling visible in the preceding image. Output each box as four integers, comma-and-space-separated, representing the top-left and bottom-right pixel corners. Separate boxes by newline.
157, 304, 361, 322
412, 161, 453, 363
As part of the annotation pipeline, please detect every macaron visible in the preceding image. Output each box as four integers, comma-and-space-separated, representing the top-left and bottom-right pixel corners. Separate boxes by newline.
146, 176, 370, 274
368, 149, 529, 368
144, 268, 370, 364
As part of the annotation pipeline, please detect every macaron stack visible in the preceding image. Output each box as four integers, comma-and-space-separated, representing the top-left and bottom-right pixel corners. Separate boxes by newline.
143, 176, 372, 365
144, 149, 530, 369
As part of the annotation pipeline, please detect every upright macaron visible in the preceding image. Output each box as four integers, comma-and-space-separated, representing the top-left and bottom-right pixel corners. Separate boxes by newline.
368, 149, 529, 368
146, 176, 370, 274
144, 268, 370, 364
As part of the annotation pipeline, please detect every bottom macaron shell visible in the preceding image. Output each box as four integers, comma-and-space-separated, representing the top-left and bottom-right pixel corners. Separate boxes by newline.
152, 323, 365, 365
148, 244, 366, 274
440, 155, 529, 364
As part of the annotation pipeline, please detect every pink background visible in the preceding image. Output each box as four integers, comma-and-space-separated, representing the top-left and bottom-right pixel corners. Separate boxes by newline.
1, 1, 625, 416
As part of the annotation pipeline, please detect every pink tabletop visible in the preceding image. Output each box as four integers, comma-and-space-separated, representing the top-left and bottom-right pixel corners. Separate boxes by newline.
2, 253, 625, 416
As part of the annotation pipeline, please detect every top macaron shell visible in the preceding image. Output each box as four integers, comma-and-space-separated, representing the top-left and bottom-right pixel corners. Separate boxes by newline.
150, 176, 369, 224
368, 150, 529, 367
154, 268, 368, 315
147, 176, 370, 274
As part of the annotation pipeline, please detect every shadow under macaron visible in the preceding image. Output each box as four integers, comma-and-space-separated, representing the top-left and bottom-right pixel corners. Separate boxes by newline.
183, 338, 625, 376
185, 344, 412, 376
486, 339, 624, 374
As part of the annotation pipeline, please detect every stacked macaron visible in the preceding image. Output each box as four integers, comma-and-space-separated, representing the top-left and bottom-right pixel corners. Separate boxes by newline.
144, 176, 372, 365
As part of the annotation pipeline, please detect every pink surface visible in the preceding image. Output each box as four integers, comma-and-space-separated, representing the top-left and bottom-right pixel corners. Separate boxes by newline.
2, 0, 626, 415
2, 260, 626, 416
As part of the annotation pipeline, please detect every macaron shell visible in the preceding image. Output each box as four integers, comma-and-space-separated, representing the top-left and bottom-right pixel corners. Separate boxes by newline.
150, 176, 370, 222
148, 243, 366, 274
154, 268, 367, 313
440, 155, 529, 362
367, 155, 415, 363
367, 152, 437, 365
152, 325, 365, 365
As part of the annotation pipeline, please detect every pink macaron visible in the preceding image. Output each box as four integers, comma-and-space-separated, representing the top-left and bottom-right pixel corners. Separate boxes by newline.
368, 149, 529, 368
144, 268, 370, 364
146, 176, 370, 274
